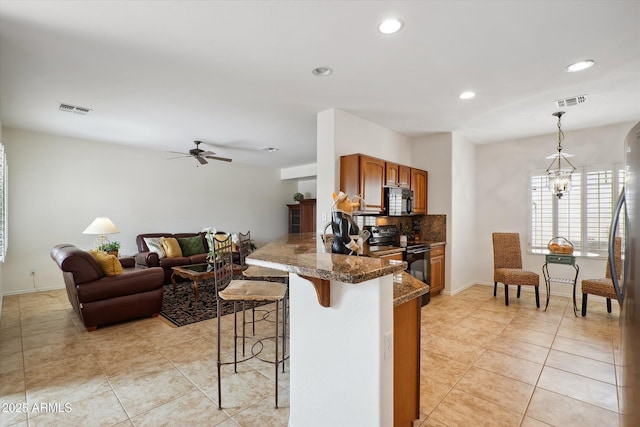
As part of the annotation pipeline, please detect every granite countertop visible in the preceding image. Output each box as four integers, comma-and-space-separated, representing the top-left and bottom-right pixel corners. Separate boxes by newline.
364, 245, 405, 257
393, 272, 429, 307
246, 233, 407, 284
246, 233, 428, 306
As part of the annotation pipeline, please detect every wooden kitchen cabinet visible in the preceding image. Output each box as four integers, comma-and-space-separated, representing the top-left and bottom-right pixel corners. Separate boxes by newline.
430, 244, 445, 295
378, 252, 404, 262
288, 199, 316, 233
398, 165, 411, 188
386, 162, 399, 186
386, 163, 410, 188
394, 296, 421, 426
340, 154, 385, 214
410, 168, 428, 214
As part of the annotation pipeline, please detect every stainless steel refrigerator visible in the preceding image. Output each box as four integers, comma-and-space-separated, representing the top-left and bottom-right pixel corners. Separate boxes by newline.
613, 120, 640, 426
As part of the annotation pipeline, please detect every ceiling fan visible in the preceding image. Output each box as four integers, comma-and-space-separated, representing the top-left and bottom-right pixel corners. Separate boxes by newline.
168, 141, 232, 166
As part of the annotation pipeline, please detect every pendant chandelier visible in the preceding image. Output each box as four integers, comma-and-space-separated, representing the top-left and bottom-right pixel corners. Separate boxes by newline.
546, 111, 575, 199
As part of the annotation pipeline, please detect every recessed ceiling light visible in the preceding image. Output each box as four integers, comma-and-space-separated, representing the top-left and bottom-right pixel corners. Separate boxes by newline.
459, 91, 475, 100
566, 60, 595, 72
378, 18, 403, 35
261, 147, 278, 153
312, 67, 333, 77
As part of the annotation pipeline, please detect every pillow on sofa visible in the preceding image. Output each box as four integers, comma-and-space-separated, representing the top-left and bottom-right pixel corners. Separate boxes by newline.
161, 237, 183, 258
178, 236, 205, 257
143, 237, 166, 258
89, 250, 123, 276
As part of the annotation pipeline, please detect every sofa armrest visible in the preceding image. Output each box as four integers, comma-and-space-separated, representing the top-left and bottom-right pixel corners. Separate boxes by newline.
135, 251, 159, 268
76, 267, 164, 303
119, 257, 135, 268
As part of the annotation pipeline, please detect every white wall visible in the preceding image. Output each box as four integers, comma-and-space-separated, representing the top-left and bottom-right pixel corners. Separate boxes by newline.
316, 108, 413, 231
2, 127, 296, 294
474, 121, 633, 297
411, 133, 454, 292
0, 121, 3, 313
450, 134, 476, 293
296, 179, 317, 199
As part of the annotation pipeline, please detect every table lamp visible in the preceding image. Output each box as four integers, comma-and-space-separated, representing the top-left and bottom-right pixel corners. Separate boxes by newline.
83, 216, 120, 250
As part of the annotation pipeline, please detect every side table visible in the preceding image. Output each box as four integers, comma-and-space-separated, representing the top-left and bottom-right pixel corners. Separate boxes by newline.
542, 254, 580, 317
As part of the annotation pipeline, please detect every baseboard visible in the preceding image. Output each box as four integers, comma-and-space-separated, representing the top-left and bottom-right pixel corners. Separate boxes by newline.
441, 281, 477, 296
3, 284, 65, 296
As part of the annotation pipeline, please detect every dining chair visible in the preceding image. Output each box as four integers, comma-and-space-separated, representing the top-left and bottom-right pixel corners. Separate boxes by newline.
213, 234, 287, 410
236, 230, 252, 270
492, 232, 540, 307
581, 237, 622, 316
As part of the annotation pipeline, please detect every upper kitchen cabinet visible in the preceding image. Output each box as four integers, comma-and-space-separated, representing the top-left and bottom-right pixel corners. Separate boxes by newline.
340, 154, 385, 214
385, 162, 399, 186
411, 168, 428, 214
386, 162, 410, 188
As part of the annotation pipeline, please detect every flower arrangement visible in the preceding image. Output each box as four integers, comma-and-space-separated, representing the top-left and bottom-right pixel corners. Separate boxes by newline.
99, 241, 121, 256
293, 192, 305, 202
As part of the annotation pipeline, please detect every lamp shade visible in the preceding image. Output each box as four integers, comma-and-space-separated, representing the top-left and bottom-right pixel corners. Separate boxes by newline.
83, 217, 120, 235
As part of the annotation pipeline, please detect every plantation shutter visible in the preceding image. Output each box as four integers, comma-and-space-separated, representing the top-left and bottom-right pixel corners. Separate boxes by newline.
586, 166, 614, 251
557, 171, 582, 251
530, 173, 553, 249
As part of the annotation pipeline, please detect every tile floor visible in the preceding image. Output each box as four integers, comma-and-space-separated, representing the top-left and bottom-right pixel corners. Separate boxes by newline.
0, 284, 620, 426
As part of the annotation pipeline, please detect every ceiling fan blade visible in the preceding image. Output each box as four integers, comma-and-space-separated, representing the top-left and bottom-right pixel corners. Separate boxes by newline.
204, 155, 233, 163
200, 150, 216, 156
169, 151, 188, 155
197, 156, 208, 165
167, 155, 191, 160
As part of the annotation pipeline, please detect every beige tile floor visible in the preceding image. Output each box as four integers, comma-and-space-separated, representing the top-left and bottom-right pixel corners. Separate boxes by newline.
0, 284, 620, 426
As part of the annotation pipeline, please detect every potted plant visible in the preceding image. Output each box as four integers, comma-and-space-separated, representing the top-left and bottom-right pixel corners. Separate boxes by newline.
400, 224, 413, 247
100, 241, 121, 257
293, 192, 305, 202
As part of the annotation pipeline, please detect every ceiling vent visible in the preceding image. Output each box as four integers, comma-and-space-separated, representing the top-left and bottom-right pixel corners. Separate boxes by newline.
555, 95, 588, 108
59, 103, 92, 115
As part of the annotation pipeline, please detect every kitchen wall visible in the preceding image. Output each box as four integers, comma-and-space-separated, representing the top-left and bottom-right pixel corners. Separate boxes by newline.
316, 108, 412, 233
474, 121, 633, 297
2, 127, 296, 294
0, 120, 3, 313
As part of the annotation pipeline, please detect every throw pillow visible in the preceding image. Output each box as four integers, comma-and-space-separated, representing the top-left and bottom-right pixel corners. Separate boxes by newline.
177, 236, 205, 257
214, 233, 230, 249
89, 250, 123, 276
161, 237, 183, 258
143, 237, 166, 258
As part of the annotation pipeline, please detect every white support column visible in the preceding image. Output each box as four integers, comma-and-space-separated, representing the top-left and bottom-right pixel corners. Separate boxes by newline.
288, 273, 394, 426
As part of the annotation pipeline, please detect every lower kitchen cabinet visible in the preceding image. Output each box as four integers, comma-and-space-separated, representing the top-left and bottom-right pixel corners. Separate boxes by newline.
430, 244, 445, 295
394, 296, 421, 426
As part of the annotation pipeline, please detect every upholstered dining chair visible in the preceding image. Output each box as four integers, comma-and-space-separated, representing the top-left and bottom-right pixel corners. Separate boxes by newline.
492, 232, 540, 307
212, 234, 287, 410
581, 237, 622, 316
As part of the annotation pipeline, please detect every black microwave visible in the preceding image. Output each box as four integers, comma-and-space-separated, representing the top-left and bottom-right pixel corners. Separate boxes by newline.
384, 187, 413, 216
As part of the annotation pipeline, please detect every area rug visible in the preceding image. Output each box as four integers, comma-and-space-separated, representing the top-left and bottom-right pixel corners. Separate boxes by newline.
160, 275, 283, 327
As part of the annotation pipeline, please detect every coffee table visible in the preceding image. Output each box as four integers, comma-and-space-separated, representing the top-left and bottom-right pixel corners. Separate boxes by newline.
171, 263, 217, 302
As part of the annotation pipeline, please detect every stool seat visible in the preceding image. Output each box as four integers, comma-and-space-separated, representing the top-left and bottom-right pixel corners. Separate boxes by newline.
219, 280, 286, 301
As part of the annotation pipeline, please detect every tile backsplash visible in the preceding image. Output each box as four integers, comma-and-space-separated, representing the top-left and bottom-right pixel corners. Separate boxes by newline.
353, 214, 447, 243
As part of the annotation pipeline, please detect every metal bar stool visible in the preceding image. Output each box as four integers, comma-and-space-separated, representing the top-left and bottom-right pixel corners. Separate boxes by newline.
213, 234, 287, 410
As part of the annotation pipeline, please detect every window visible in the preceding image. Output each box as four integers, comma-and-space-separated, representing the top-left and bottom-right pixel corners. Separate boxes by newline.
0, 143, 6, 262
529, 163, 624, 255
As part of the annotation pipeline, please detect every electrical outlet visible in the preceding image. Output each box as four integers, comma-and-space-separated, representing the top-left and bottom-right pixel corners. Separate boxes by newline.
384, 331, 393, 360
322, 212, 327, 222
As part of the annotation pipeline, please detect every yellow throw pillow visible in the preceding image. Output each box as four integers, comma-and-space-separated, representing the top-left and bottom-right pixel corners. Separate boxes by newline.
161, 237, 183, 258
90, 250, 123, 276
214, 233, 230, 250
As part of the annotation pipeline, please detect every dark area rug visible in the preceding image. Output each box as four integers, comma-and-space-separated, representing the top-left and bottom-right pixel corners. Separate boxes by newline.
160, 275, 282, 327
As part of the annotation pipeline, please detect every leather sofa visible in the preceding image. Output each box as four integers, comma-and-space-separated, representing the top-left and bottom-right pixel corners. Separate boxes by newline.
51, 244, 164, 331
135, 233, 210, 284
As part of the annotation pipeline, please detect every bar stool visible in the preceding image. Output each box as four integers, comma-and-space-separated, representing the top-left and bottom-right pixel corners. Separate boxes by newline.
213, 234, 287, 410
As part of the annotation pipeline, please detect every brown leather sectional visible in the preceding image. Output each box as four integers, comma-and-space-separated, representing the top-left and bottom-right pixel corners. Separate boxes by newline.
134, 233, 210, 284
51, 244, 164, 331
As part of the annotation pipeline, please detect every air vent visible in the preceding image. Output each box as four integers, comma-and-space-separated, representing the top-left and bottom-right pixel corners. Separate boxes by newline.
555, 95, 588, 108
59, 103, 92, 115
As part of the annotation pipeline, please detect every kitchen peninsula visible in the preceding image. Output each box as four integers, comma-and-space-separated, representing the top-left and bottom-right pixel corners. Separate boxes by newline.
246, 233, 428, 427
